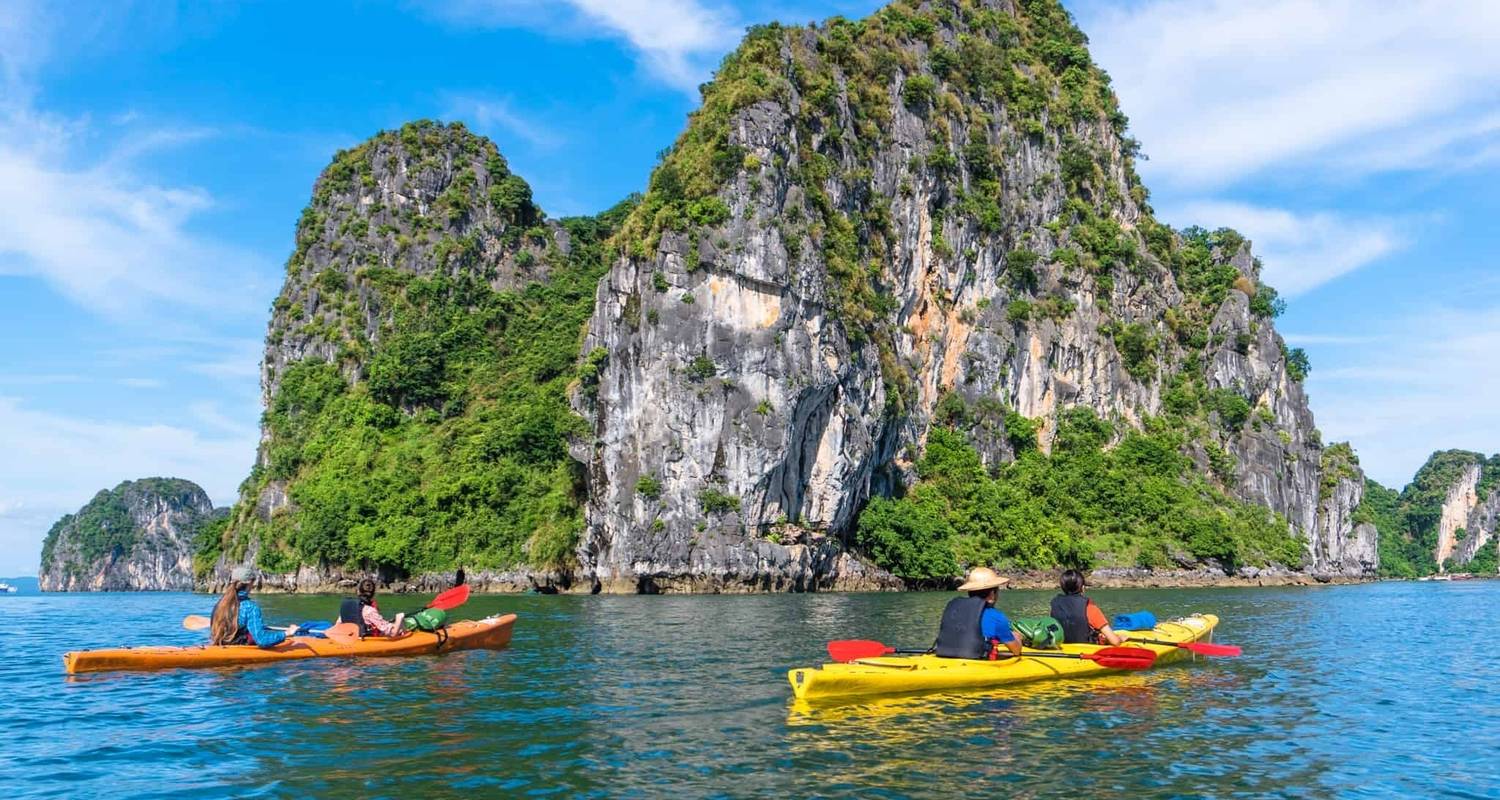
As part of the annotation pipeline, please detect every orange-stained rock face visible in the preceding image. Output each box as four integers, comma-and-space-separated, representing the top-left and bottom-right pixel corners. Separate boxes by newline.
567, 1, 1370, 589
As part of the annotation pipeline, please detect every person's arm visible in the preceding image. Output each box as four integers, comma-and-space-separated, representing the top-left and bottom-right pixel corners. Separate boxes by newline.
241, 601, 286, 648
362, 604, 404, 637
984, 609, 1025, 657
1086, 601, 1123, 646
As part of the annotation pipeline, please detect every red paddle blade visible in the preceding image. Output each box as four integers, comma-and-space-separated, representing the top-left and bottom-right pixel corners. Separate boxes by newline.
1082, 647, 1158, 670
428, 584, 471, 611
827, 640, 895, 663
1178, 641, 1241, 657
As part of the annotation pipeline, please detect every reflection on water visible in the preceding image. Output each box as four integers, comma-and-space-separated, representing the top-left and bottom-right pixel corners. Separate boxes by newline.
1, 583, 1496, 797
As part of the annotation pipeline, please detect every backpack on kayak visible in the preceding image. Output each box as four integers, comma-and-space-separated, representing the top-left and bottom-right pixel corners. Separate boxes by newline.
403, 607, 448, 632
1012, 617, 1065, 649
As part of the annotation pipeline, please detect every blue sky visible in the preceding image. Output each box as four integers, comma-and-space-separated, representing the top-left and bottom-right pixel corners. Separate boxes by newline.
2, 0, 1498, 576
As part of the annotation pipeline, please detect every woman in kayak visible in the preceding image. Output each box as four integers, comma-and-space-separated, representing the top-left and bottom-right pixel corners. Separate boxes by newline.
1050, 569, 1124, 645
209, 566, 289, 648
934, 567, 1023, 659
339, 578, 406, 638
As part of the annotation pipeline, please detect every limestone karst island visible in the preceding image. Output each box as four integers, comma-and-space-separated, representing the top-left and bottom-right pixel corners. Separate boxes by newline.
6, 1, 1497, 797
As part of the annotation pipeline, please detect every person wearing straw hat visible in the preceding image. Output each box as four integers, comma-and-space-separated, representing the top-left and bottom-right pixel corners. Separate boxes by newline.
933, 567, 1022, 660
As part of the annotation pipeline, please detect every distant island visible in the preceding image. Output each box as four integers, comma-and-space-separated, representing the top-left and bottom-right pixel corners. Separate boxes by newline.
39, 478, 225, 591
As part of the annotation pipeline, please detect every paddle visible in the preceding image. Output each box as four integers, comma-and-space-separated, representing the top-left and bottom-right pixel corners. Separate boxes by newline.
827, 640, 1157, 670
425, 583, 471, 612
1124, 637, 1241, 657
180, 615, 361, 644
315, 622, 361, 644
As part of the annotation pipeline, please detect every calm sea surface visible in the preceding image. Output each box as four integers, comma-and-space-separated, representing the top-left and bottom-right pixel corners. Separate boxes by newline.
0, 581, 1494, 798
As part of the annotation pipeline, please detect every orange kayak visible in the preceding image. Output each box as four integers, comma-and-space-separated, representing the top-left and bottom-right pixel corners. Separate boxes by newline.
63, 614, 516, 674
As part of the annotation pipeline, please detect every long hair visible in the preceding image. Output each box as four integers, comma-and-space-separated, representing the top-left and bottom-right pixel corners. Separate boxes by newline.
210, 581, 245, 645
357, 578, 377, 607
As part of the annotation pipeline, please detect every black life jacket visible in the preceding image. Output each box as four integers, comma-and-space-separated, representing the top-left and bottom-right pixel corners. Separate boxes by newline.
339, 597, 369, 637
934, 596, 991, 659
1050, 593, 1096, 644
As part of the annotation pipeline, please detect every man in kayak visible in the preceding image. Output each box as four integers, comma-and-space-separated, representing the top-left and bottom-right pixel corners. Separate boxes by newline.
934, 567, 1023, 659
209, 567, 289, 647
1050, 569, 1124, 645
339, 578, 406, 638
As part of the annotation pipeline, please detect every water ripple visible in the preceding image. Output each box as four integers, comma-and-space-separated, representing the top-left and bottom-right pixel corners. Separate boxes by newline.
0, 584, 1495, 797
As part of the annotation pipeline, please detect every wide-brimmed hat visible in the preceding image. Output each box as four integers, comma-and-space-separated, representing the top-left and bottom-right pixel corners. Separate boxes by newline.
231, 566, 255, 582
957, 567, 1009, 592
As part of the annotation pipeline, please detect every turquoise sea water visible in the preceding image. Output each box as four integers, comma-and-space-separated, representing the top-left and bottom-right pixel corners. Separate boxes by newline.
1, 581, 1495, 798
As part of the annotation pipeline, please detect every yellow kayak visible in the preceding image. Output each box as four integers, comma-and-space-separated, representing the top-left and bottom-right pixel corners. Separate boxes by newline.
64, 614, 516, 674
788, 613, 1219, 702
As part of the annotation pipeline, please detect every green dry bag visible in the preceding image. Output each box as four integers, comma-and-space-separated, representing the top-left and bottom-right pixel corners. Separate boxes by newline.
403, 608, 448, 632
1013, 617, 1065, 649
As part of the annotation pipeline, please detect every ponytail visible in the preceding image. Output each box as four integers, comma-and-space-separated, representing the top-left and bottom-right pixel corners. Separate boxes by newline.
210, 582, 245, 645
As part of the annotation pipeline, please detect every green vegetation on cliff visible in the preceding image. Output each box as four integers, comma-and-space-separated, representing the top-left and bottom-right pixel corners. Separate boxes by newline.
1358, 450, 1500, 577
226, 210, 625, 575
614, 0, 1158, 418
855, 407, 1303, 579
41, 478, 215, 582
218, 121, 636, 577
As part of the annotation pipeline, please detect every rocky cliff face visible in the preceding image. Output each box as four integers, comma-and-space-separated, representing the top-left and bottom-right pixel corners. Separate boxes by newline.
571, 0, 1368, 589
211, 1, 1377, 593
256, 120, 553, 408
209, 121, 611, 591
1427, 452, 1500, 571
1434, 461, 1480, 567
1452, 481, 1499, 569
1311, 444, 1378, 575
1364, 449, 1499, 575
40, 478, 220, 591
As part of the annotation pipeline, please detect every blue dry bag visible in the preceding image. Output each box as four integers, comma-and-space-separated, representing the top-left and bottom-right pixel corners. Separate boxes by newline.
1111, 611, 1157, 631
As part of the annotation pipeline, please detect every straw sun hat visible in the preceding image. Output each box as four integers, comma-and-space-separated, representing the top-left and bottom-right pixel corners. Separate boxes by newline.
956, 566, 1009, 592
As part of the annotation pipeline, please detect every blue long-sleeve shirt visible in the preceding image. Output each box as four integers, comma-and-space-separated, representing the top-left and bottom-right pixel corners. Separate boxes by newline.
981, 607, 1016, 643
237, 595, 286, 647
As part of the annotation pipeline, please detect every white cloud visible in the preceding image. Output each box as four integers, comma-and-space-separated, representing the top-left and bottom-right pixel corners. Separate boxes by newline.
441, 93, 562, 149
566, 0, 739, 89
1307, 299, 1500, 488
0, 121, 270, 319
425, 0, 740, 91
1160, 201, 1404, 295
0, 0, 49, 98
0, 373, 86, 386
0, 4, 269, 323
0, 396, 258, 575
118, 377, 163, 389
1281, 334, 1386, 347
186, 337, 265, 382
1077, 0, 1500, 189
